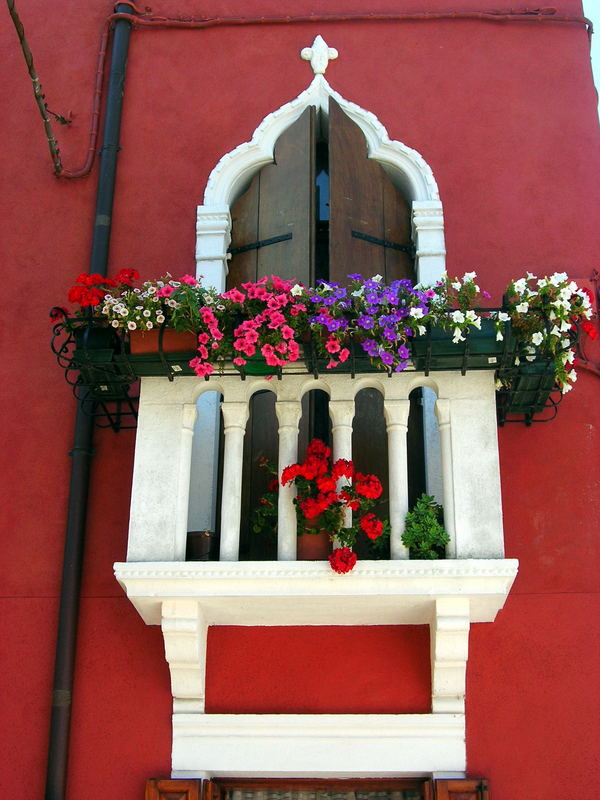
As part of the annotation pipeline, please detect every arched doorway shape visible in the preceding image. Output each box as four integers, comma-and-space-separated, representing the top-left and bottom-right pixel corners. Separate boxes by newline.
195, 36, 446, 292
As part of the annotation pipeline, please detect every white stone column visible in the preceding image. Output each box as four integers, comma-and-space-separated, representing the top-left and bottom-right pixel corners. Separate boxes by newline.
127, 398, 198, 562
329, 398, 355, 530
436, 374, 504, 559
275, 400, 303, 561
162, 600, 207, 713
195, 204, 231, 289
412, 200, 446, 286
219, 400, 249, 561
431, 597, 470, 713
384, 398, 411, 559
435, 397, 456, 559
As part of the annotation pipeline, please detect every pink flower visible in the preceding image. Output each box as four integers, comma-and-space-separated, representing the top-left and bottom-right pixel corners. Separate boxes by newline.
181, 274, 198, 286
157, 285, 175, 298
189, 358, 214, 378
339, 348, 350, 363
281, 325, 295, 339
224, 287, 245, 303
325, 337, 341, 354
233, 357, 247, 366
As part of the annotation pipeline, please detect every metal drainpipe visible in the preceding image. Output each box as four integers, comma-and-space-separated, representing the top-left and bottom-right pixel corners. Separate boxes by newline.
45, 6, 133, 799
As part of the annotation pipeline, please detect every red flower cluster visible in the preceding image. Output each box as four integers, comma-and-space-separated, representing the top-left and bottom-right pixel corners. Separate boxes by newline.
281, 438, 387, 573
328, 547, 357, 574
67, 269, 141, 309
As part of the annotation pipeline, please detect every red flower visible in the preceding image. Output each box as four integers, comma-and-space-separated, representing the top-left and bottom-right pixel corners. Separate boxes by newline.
354, 473, 383, 500
332, 459, 354, 480
299, 497, 323, 519
340, 491, 360, 512
267, 478, 279, 492
328, 547, 357, 574
281, 464, 301, 485
114, 268, 140, 286
300, 455, 328, 480
360, 512, 384, 540
581, 319, 599, 340
316, 475, 337, 494
306, 439, 331, 459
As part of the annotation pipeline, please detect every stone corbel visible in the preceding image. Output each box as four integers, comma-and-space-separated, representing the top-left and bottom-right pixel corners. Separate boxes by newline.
430, 597, 470, 714
195, 204, 231, 290
162, 600, 207, 713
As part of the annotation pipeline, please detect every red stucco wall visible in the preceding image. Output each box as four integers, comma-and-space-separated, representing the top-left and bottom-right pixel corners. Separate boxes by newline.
1, 1, 598, 797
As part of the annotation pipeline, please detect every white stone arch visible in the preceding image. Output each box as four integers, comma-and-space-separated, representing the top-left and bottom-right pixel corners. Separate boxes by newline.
195, 38, 446, 291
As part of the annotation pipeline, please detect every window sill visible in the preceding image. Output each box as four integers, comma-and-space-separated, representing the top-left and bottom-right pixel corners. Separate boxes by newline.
114, 558, 518, 627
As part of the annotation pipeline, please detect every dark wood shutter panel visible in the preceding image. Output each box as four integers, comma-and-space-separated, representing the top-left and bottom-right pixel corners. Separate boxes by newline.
433, 779, 490, 800
228, 106, 316, 288
145, 778, 202, 800
328, 97, 414, 284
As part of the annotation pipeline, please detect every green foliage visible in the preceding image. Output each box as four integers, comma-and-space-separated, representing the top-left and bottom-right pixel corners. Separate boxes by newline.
401, 493, 449, 559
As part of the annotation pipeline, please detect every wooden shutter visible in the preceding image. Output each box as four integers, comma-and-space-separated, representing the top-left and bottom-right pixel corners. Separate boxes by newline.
328, 97, 414, 284
145, 778, 201, 800
228, 106, 316, 287
433, 778, 490, 800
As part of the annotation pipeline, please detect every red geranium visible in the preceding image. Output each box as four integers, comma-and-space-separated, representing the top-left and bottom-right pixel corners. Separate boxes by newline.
354, 473, 383, 500
360, 512, 384, 540
281, 438, 389, 572
328, 547, 357, 574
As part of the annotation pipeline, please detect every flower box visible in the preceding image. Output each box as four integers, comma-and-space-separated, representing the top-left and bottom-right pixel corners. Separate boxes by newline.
500, 361, 558, 416
410, 319, 516, 374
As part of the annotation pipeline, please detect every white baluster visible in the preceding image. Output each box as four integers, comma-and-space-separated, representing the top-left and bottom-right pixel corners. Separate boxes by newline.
384, 398, 411, 559
275, 400, 302, 560
435, 398, 456, 558
329, 398, 355, 531
219, 400, 249, 561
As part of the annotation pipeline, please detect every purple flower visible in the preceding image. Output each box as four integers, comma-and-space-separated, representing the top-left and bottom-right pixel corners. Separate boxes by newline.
483, 290, 491, 299
380, 350, 394, 366
394, 359, 409, 372
347, 273, 363, 281
397, 344, 410, 359
357, 314, 375, 329
383, 327, 398, 341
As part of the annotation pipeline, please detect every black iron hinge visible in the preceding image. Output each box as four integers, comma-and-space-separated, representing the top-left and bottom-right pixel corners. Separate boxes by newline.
229, 232, 292, 257
352, 229, 415, 257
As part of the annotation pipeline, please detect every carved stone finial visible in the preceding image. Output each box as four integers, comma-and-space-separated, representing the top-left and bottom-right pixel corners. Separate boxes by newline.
301, 35, 338, 76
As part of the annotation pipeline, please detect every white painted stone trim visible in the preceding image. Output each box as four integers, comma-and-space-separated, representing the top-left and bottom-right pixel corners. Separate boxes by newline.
171, 713, 466, 777
115, 559, 518, 627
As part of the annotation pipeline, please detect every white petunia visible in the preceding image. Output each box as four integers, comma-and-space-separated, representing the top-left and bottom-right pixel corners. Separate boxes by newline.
452, 310, 465, 323
550, 325, 561, 337
498, 312, 510, 322
452, 281, 461, 291
452, 327, 465, 343
410, 307, 425, 318
372, 274, 383, 282
531, 331, 544, 346
127, 321, 137, 330
526, 271, 537, 280
111, 320, 120, 328
513, 278, 527, 294
568, 370, 577, 382
417, 325, 426, 335
291, 284, 303, 296
562, 382, 572, 393
515, 302, 529, 313
560, 320, 571, 332
550, 272, 568, 286
462, 271, 477, 282
566, 349, 575, 364
496, 331, 504, 341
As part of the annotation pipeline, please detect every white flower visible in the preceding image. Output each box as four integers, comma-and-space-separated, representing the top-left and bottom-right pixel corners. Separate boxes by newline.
146, 321, 153, 329
451, 310, 465, 324
127, 321, 137, 330
537, 278, 548, 288
526, 271, 537, 280
550, 325, 561, 337
531, 331, 544, 346
143, 309, 151, 317
372, 274, 383, 283
462, 271, 477, 282
498, 312, 510, 322
465, 310, 481, 328
417, 325, 426, 335
550, 272, 568, 286
351, 288, 364, 297
515, 301, 529, 313
562, 382, 572, 393
147, 285, 156, 294
515, 356, 520, 366
119, 309, 128, 317
110, 320, 120, 328
566, 349, 575, 364
410, 307, 424, 318
513, 278, 527, 294
525, 346, 536, 362
291, 283, 303, 296
496, 331, 504, 341
452, 327, 465, 343
156, 314, 165, 323
568, 370, 577, 382
560, 320, 571, 332
451, 281, 461, 291
549, 310, 556, 320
